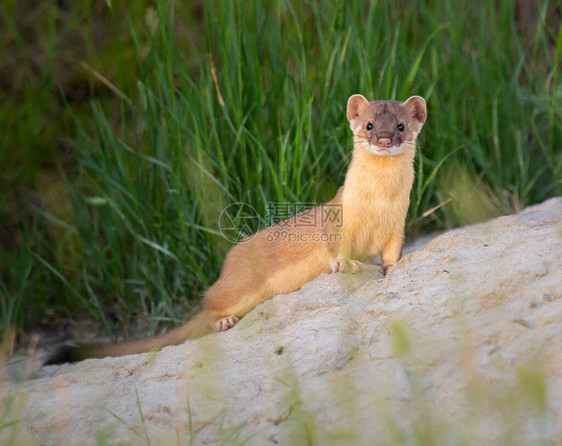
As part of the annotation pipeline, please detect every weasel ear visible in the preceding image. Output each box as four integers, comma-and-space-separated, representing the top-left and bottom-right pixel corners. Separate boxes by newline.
347, 94, 370, 123
402, 96, 427, 127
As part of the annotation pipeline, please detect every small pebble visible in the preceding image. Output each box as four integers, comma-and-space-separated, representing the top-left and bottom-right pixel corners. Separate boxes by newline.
510, 318, 534, 329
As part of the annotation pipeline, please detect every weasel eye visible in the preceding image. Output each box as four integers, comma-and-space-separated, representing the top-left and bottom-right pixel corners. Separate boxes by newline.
366, 123, 373, 131
397, 124, 405, 132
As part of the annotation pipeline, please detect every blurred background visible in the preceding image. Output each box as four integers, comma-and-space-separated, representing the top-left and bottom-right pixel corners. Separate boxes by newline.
1, 0, 560, 354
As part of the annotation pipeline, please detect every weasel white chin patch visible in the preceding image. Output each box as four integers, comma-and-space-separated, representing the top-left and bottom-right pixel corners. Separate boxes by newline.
366, 144, 405, 157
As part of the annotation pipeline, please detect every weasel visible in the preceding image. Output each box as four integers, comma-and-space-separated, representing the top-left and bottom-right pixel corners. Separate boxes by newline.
45, 94, 426, 364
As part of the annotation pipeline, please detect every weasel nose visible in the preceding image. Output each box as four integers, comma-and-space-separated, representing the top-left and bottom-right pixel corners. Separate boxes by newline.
378, 138, 391, 148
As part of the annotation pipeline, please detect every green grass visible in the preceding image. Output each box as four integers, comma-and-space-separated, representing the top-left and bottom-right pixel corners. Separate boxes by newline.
1, 0, 561, 344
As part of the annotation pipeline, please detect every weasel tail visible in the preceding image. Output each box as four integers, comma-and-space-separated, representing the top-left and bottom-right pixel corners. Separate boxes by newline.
45, 94, 426, 365
45, 312, 211, 364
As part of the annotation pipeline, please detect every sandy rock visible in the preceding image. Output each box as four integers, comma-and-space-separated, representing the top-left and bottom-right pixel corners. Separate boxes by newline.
1, 198, 561, 445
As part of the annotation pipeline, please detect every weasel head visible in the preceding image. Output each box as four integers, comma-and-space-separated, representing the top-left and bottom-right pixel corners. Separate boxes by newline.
347, 94, 427, 157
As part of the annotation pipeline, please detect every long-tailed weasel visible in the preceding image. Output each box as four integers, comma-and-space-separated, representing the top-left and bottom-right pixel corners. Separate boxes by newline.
46, 94, 426, 364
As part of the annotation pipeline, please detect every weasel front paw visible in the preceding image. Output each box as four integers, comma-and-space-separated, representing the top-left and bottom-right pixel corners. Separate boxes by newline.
382, 263, 394, 275
330, 257, 365, 274
215, 316, 239, 332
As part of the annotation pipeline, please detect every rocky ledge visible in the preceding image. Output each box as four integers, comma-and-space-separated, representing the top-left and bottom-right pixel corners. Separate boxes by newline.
1, 198, 561, 445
